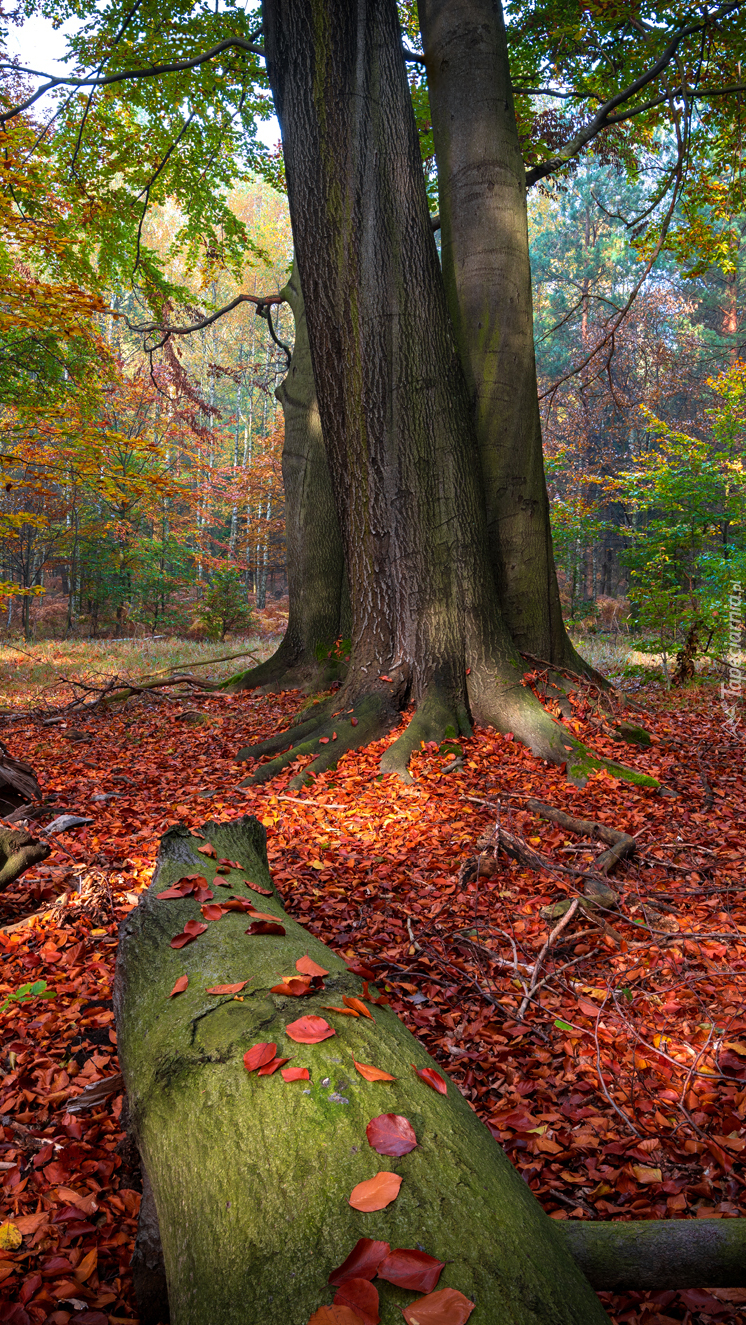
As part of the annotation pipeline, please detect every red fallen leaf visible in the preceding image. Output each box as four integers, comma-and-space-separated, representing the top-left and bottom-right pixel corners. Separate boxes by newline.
219, 858, 243, 869
194, 885, 214, 902
366, 1114, 417, 1157
197, 843, 217, 857
258, 1056, 290, 1076
379, 675, 393, 682
332, 732, 338, 741
362, 980, 390, 1006
245, 879, 273, 895
247, 921, 286, 936
286, 1016, 336, 1043
402, 1288, 475, 1325
577, 998, 602, 1018
347, 961, 376, 978
350, 717, 359, 726
308, 1307, 362, 1325
205, 981, 248, 995
323, 1005, 360, 1017
328, 1238, 390, 1286
319, 736, 330, 744
353, 1060, 396, 1083
222, 897, 255, 912
169, 975, 189, 997
272, 978, 314, 996
348, 1171, 402, 1212
377, 1249, 445, 1293
413, 1064, 447, 1095
201, 903, 226, 921
333, 1277, 380, 1325
343, 996, 374, 1019
296, 955, 329, 977
243, 1042, 277, 1072
170, 919, 208, 949
157, 886, 190, 899
281, 1066, 310, 1082
244, 908, 282, 923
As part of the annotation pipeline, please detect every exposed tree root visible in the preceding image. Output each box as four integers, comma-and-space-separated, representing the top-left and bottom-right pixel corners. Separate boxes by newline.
239, 693, 398, 788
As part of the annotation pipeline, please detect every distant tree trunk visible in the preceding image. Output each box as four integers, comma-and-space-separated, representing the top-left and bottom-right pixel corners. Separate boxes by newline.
227, 260, 348, 694
115, 815, 610, 1325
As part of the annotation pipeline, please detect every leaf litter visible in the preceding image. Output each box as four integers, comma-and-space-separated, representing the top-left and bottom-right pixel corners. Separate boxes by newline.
1, 679, 745, 1321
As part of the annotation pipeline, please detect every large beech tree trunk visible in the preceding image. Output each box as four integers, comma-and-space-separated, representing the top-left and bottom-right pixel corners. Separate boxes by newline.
418, 0, 584, 670
227, 260, 348, 695
115, 816, 610, 1325
243, 0, 653, 791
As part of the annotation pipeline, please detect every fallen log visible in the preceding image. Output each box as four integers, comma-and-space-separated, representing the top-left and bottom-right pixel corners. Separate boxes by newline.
115, 816, 610, 1325
559, 1217, 746, 1290
0, 825, 50, 890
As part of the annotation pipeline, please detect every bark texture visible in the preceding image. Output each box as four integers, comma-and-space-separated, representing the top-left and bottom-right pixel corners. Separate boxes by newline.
559, 1218, 746, 1290
115, 815, 610, 1325
227, 260, 347, 694
418, 0, 587, 671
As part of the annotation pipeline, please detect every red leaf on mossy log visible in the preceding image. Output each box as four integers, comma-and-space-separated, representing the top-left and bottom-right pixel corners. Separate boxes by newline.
333, 1277, 380, 1325
205, 981, 248, 995
412, 1065, 447, 1095
169, 975, 188, 997
247, 921, 286, 936
308, 1307, 362, 1325
366, 1114, 417, 1157
296, 954, 329, 977
170, 919, 208, 949
353, 1060, 396, 1083
377, 1249, 445, 1293
348, 1171, 402, 1212
258, 1056, 290, 1076
243, 1043, 277, 1073
157, 874, 209, 899
402, 1288, 475, 1325
245, 879, 273, 895
281, 1066, 310, 1082
271, 978, 313, 996
328, 1238, 390, 1286
323, 1005, 360, 1017
286, 1016, 336, 1043
343, 996, 374, 1019
201, 904, 226, 921
197, 843, 217, 857
219, 858, 243, 868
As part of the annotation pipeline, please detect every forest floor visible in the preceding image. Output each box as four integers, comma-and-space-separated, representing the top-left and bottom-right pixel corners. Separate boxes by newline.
0, 641, 745, 1325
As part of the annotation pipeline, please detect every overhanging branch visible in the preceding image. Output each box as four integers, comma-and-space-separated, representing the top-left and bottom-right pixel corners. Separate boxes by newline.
128, 292, 285, 351
525, 0, 744, 187
0, 34, 264, 126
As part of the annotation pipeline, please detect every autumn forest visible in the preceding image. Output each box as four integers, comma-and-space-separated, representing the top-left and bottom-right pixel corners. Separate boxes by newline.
1, 1, 746, 1324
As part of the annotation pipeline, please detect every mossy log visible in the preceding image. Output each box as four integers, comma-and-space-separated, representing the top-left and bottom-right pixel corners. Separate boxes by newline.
559, 1217, 746, 1290
114, 815, 610, 1325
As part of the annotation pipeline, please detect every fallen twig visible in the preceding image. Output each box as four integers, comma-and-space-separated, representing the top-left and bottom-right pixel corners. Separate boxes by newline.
518, 897, 581, 1019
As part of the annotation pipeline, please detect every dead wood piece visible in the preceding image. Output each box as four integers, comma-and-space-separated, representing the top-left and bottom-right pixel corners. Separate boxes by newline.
0, 1116, 46, 1150
526, 798, 635, 876
66, 1072, 124, 1113
0, 825, 50, 891
518, 898, 582, 1019
0, 740, 41, 817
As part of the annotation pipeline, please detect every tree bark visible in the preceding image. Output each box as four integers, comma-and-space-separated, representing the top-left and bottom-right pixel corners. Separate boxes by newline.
226, 260, 348, 695
417, 0, 589, 674
115, 815, 610, 1325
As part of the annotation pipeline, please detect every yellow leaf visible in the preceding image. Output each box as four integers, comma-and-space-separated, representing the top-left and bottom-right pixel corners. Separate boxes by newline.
310, 859, 326, 870
0, 1221, 22, 1250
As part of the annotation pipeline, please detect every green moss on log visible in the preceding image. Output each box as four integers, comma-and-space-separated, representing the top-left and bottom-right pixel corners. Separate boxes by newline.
115, 816, 609, 1325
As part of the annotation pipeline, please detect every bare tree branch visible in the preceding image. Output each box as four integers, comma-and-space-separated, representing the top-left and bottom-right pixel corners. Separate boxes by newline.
128, 291, 285, 351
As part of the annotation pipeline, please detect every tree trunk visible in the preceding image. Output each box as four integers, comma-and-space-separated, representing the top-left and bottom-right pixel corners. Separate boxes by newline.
115, 815, 610, 1325
245, 0, 655, 791
226, 260, 348, 694
418, 0, 590, 673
